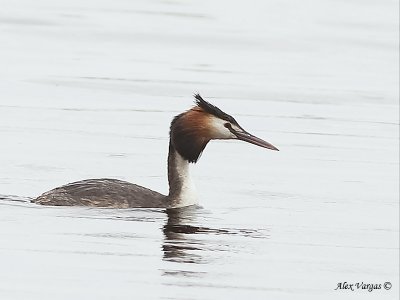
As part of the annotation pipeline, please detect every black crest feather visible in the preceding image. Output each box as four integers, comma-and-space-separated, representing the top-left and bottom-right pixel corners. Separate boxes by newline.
194, 94, 238, 125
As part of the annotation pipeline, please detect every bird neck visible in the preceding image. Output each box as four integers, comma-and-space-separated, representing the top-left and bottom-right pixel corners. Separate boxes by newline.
167, 141, 198, 208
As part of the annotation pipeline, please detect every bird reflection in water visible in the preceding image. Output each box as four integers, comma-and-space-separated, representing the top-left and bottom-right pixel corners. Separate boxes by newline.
162, 206, 269, 268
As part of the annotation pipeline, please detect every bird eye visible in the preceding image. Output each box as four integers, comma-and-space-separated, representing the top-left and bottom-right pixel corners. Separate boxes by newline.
224, 123, 232, 129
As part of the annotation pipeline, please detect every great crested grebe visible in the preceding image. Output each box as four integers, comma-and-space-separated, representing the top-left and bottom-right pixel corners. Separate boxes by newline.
33, 94, 278, 208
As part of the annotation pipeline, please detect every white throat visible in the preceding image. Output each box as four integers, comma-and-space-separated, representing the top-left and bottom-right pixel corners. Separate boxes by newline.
167, 145, 198, 208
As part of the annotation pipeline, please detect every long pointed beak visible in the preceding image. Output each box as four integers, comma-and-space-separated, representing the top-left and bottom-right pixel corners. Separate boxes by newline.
234, 130, 279, 151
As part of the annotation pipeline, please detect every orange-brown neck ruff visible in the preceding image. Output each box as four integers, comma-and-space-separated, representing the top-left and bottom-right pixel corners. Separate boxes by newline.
170, 107, 213, 163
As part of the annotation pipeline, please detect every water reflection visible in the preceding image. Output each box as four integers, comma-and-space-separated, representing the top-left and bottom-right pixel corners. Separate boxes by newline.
162, 206, 269, 265
163, 206, 206, 264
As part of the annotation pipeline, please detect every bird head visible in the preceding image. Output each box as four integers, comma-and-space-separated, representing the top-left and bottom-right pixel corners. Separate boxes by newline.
170, 94, 278, 163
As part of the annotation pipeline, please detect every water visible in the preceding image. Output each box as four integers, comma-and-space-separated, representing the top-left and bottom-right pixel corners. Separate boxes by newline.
0, 0, 398, 299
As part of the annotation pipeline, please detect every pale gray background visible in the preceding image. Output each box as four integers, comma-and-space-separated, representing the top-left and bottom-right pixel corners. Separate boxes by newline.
0, 0, 398, 299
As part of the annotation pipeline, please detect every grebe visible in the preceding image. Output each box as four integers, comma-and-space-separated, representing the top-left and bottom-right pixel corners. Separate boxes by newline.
33, 94, 278, 208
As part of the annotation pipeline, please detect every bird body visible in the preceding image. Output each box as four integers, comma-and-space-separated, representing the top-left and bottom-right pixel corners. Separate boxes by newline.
34, 178, 166, 208
33, 94, 278, 208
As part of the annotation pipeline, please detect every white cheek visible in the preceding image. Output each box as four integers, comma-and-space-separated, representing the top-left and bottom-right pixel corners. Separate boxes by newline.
209, 118, 236, 139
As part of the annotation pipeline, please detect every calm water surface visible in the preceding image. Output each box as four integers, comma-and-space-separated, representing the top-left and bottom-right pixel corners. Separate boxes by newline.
0, 0, 398, 299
